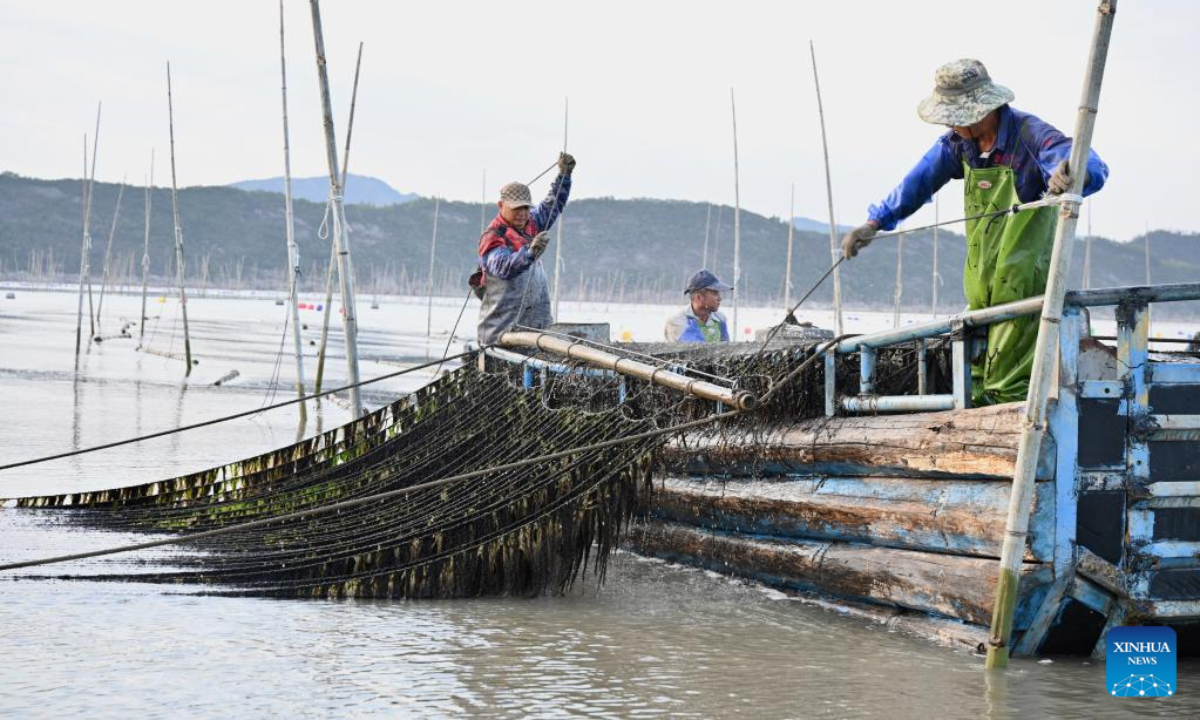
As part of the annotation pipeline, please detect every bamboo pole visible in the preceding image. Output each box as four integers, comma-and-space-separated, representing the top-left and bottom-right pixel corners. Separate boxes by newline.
986, 0, 1117, 670
712, 205, 723, 275
810, 40, 844, 335
892, 228, 904, 328
309, 0, 363, 417
784, 184, 795, 310
314, 39, 362, 397
138, 151, 154, 347
166, 63, 194, 376
280, 0, 308, 422
551, 97, 568, 319
931, 193, 939, 315
1082, 200, 1092, 290
74, 121, 96, 365
426, 197, 440, 338
499, 330, 757, 410
730, 87, 741, 337
95, 178, 127, 332
1144, 221, 1151, 285
701, 203, 712, 270
85, 106, 101, 341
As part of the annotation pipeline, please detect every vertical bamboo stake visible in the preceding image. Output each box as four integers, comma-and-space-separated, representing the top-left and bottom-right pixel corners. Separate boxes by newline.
1144, 221, 1151, 284
931, 193, 940, 316
551, 97, 568, 319
310, 0, 362, 416
138, 151, 154, 347
426, 197, 441, 338
730, 87, 741, 337
986, 0, 1117, 670
314, 39, 363, 397
1082, 200, 1092, 290
280, 0, 308, 421
892, 225, 904, 328
480, 168, 487, 234
701, 203, 712, 270
95, 178, 127, 332
711, 205, 723, 275
784, 184, 795, 311
810, 40, 844, 335
85, 106, 101, 341
74, 119, 97, 366
166, 63, 194, 376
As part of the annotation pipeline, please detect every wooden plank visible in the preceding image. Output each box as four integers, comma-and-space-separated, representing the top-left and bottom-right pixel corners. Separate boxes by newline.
648, 476, 1053, 561
665, 402, 1044, 479
629, 519, 1050, 627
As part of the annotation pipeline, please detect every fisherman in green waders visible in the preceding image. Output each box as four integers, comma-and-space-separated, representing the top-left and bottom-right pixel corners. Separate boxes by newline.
843, 59, 1108, 405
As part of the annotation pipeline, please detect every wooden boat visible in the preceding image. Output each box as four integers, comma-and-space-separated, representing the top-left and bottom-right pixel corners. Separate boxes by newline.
486, 282, 1200, 657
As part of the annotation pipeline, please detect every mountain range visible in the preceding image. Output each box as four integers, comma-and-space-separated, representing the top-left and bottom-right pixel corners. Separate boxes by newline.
2, 171, 1197, 319
229, 173, 418, 206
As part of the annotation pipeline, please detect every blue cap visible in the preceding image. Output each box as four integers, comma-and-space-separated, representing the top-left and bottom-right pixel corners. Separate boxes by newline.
684, 269, 733, 295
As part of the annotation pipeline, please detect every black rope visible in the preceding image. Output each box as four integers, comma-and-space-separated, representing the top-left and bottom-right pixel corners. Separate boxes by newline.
0, 406, 737, 572
0, 348, 483, 473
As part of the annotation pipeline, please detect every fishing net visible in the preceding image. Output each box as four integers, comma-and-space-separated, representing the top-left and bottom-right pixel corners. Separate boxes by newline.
8, 336, 949, 599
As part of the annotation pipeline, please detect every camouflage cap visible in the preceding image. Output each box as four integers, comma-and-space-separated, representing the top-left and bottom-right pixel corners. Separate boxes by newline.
917, 59, 1014, 127
499, 181, 534, 209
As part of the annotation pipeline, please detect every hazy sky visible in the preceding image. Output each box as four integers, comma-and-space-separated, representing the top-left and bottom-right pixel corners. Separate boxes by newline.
1, 0, 1195, 241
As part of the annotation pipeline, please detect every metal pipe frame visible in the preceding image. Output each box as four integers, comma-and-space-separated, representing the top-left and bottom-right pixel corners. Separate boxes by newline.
499, 331, 757, 411
858, 346, 876, 396
1065, 281, 1200, 307
835, 296, 1044, 354
832, 282, 1200, 359
841, 394, 954, 413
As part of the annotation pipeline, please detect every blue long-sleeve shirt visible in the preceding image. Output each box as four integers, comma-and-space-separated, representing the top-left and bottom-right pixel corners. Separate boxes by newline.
481, 174, 572, 280
867, 105, 1108, 231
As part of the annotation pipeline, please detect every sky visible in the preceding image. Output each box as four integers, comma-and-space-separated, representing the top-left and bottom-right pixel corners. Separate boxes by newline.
1, 0, 1196, 242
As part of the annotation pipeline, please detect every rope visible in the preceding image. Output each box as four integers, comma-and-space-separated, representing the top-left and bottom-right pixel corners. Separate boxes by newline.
746, 192, 1075, 369
526, 161, 558, 187
0, 408, 738, 572
0, 348, 480, 473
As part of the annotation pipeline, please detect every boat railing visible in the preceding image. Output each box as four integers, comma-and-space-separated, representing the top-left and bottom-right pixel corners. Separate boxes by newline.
828, 281, 1200, 416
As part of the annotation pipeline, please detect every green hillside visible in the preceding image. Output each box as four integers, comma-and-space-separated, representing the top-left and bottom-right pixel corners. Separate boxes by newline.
2, 171, 1197, 316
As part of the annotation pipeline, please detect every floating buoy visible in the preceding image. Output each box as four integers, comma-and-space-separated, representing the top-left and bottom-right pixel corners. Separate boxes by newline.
4, 292, 14, 300
275, 299, 284, 306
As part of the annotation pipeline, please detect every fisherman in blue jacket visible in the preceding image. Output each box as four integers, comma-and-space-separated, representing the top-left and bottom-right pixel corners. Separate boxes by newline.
664, 270, 732, 343
842, 59, 1108, 404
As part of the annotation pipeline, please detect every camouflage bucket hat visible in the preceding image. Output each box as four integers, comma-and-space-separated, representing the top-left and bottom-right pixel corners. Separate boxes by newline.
917, 59, 1014, 127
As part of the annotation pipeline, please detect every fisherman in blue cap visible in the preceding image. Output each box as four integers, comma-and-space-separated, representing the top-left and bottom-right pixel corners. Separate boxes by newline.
664, 270, 732, 343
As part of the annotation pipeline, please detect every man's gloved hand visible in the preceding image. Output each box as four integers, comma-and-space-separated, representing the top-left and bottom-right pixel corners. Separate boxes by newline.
842, 222, 878, 259
558, 152, 576, 176
528, 231, 551, 258
1048, 159, 1086, 195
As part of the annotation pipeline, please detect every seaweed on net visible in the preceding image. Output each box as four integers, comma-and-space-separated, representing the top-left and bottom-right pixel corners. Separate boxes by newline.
9, 337, 945, 599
